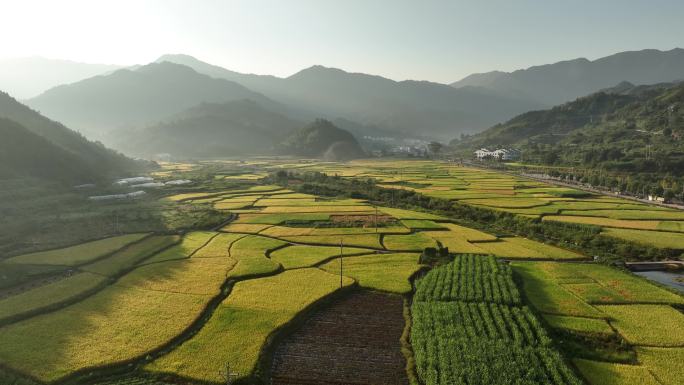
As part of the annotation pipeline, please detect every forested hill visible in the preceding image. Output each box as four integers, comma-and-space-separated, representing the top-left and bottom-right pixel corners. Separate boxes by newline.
277, 119, 365, 160
0, 118, 98, 183
452, 82, 684, 175
113, 99, 302, 158
0, 91, 146, 181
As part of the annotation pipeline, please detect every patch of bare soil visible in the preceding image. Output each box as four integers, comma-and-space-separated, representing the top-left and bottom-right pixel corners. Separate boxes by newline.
271, 291, 408, 385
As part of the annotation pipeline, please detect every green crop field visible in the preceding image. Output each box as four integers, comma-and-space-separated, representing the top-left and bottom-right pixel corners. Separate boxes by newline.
0, 272, 108, 323
561, 209, 684, 221
320, 252, 422, 293
602, 228, 684, 249
270, 245, 370, 269
145, 268, 352, 383
512, 262, 604, 318
260, 205, 374, 213
423, 231, 486, 254
143, 232, 217, 264
636, 347, 684, 385
191, 233, 244, 258
234, 212, 332, 224
255, 225, 315, 237
116, 257, 235, 296
5, 233, 150, 266
227, 235, 286, 278
574, 359, 660, 385
0, 285, 210, 382
378, 207, 447, 220
596, 305, 684, 346
536, 262, 684, 305
82, 235, 180, 276
399, 219, 446, 229
280, 234, 383, 249
384, 232, 437, 251
462, 197, 549, 208
542, 314, 613, 335
474, 237, 585, 260
414, 255, 521, 304
411, 256, 582, 385
441, 223, 498, 241
657, 221, 684, 232
221, 223, 272, 234
4, 158, 684, 385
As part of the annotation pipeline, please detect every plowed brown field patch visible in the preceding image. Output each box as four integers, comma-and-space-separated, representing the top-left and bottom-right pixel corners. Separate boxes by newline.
271, 291, 408, 385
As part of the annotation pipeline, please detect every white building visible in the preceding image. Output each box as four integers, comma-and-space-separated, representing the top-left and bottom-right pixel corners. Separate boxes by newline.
475, 148, 492, 159
474, 148, 521, 161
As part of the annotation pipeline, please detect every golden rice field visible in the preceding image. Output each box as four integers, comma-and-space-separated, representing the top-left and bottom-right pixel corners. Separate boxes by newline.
636, 347, 684, 385
2, 159, 684, 385
320, 252, 424, 294
4, 233, 150, 266
303, 159, 684, 250
144, 268, 353, 383
596, 305, 684, 346
0, 285, 210, 382
574, 359, 660, 385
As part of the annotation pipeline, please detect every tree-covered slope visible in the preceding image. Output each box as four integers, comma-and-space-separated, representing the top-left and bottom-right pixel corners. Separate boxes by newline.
0, 91, 143, 178
453, 82, 684, 174
114, 99, 301, 158
0, 118, 97, 183
277, 119, 365, 160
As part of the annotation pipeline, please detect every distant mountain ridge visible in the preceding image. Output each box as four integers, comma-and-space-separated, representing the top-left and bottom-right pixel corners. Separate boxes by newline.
451, 48, 684, 105
0, 57, 120, 100
154, 54, 542, 140
26, 62, 278, 139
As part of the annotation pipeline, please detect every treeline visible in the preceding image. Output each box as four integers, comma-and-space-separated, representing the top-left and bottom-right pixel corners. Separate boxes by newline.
492, 161, 684, 201
268, 171, 682, 261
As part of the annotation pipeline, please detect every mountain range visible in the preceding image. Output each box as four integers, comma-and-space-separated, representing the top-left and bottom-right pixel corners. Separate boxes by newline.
3, 47, 683, 163
451, 48, 684, 106
27, 62, 281, 140
154, 54, 541, 140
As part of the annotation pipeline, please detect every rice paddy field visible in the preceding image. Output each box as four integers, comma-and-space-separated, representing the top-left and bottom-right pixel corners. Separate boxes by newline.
512, 260, 684, 385
299, 159, 684, 250
2, 158, 684, 385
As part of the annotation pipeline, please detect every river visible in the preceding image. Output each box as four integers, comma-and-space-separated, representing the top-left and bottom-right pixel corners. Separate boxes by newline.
634, 270, 684, 294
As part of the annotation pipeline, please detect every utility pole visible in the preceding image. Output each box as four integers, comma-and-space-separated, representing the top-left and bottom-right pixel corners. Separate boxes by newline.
375, 205, 378, 233
339, 239, 343, 288
219, 362, 239, 385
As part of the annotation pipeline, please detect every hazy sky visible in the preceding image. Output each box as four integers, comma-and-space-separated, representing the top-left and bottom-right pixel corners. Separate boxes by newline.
2, 0, 683, 82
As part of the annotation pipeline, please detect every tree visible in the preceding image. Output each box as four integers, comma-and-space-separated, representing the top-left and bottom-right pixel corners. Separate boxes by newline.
427, 141, 443, 157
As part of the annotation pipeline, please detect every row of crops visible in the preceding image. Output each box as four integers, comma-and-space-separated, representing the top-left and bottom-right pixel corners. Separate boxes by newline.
411, 255, 583, 385
413, 254, 521, 304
